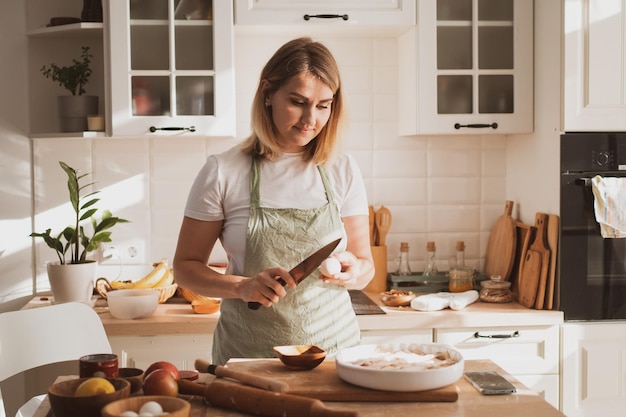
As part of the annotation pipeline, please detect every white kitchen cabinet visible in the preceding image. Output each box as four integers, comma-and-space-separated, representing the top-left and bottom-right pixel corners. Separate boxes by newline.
109, 334, 213, 371
561, 322, 626, 417
360, 328, 433, 345
434, 325, 560, 409
234, 0, 415, 28
398, 0, 533, 135
563, 0, 626, 131
107, 0, 235, 136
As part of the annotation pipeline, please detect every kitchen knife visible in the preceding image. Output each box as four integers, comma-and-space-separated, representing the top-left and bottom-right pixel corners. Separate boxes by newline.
248, 238, 341, 310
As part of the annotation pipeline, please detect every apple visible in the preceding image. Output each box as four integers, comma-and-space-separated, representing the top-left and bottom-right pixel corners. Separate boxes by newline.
142, 368, 178, 396
144, 361, 179, 381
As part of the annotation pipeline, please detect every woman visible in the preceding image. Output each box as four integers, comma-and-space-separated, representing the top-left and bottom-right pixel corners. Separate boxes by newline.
173, 37, 374, 365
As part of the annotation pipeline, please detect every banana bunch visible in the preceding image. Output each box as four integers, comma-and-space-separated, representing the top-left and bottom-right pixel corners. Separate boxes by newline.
110, 258, 174, 289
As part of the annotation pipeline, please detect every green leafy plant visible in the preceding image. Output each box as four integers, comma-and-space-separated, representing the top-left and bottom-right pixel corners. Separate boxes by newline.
40, 46, 93, 95
30, 161, 129, 265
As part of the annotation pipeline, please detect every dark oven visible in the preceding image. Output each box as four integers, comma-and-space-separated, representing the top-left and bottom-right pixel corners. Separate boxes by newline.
560, 133, 626, 321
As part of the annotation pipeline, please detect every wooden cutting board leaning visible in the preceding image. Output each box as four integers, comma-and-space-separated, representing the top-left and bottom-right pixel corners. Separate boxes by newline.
517, 213, 551, 309
509, 222, 535, 295
484, 201, 517, 281
544, 214, 559, 310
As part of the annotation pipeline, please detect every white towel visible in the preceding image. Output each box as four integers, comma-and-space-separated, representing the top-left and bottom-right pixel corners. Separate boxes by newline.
591, 175, 626, 238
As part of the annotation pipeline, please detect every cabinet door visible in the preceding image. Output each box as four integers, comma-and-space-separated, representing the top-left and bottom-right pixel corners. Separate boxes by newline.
107, 0, 235, 136
561, 323, 626, 417
234, 0, 415, 26
399, 0, 533, 135
360, 329, 433, 345
434, 325, 559, 375
109, 334, 213, 370
563, 0, 626, 131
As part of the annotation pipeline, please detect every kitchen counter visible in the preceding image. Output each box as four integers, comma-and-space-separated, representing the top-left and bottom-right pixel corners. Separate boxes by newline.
24, 292, 564, 337
31, 359, 565, 417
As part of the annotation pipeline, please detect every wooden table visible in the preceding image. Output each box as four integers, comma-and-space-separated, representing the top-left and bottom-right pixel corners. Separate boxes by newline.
32, 359, 564, 417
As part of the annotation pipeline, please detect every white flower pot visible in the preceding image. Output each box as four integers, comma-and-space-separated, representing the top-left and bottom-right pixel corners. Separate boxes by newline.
47, 261, 97, 304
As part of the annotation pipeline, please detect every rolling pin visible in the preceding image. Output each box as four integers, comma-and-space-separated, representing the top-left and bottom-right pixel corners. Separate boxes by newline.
178, 378, 359, 417
195, 358, 288, 392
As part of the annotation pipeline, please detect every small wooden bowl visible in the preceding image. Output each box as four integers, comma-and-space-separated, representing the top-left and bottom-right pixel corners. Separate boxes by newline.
273, 345, 327, 370
101, 395, 190, 417
380, 290, 416, 307
191, 299, 221, 314
118, 367, 144, 393
48, 377, 130, 417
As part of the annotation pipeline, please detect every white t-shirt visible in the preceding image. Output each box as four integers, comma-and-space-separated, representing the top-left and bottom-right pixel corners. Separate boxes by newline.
184, 144, 368, 275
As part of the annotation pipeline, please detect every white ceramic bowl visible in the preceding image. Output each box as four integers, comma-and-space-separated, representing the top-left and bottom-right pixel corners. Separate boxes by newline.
335, 343, 464, 392
107, 289, 159, 319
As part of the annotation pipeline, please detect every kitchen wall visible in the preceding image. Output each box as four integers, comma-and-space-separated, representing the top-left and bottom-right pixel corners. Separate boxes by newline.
0, 1, 561, 312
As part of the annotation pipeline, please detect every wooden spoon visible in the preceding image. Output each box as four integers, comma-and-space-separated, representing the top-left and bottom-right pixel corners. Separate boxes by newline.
369, 205, 376, 245
375, 206, 392, 246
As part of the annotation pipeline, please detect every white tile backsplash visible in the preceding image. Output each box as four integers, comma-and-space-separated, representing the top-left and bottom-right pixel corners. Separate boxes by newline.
30, 35, 506, 278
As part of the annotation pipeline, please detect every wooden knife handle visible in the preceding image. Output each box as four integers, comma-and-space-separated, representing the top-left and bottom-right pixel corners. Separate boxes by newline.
206, 380, 359, 417
194, 358, 288, 392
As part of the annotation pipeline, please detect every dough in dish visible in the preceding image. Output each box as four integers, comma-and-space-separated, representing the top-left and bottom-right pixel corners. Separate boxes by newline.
347, 345, 458, 371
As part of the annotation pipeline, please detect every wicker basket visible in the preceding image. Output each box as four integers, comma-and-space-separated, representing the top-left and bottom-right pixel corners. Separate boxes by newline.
155, 284, 178, 303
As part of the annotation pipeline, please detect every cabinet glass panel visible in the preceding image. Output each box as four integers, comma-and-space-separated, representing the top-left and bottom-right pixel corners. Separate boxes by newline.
478, 0, 513, 21
175, 25, 213, 70
130, 0, 168, 19
176, 76, 214, 116
437, 0, 472, 20
132, 76, 170, 116
479, 75, 513, 113
479, 27, 513, 69
438, 75, 473, 114
437, 27, 472, 69
131, 26, 169, 70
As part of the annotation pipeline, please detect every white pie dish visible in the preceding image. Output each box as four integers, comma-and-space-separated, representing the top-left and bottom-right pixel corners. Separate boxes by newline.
335, 343, 464, 392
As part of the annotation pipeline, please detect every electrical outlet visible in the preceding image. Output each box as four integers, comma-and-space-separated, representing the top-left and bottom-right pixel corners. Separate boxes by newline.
99, 241, 145, 265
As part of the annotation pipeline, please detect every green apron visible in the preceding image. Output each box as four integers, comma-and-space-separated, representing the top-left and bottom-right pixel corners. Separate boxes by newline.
212, 156, 361, 365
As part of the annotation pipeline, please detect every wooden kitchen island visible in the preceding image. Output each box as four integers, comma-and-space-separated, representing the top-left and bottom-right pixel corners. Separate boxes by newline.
31, 359, 564, 417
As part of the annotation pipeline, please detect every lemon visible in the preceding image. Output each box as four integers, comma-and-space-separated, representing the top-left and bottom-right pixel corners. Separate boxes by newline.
74, 377, 115, 397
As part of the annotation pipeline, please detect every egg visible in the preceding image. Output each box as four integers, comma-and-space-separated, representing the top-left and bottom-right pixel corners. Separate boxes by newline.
320, 258, 341, 276
139, 401, 163, 416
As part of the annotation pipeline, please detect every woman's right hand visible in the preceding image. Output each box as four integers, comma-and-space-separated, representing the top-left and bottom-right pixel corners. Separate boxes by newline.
239, 267, 298, 307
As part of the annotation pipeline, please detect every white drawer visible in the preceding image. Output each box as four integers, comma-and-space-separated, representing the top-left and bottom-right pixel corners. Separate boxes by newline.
360, 329, 433, 346
434, 325, 559, 375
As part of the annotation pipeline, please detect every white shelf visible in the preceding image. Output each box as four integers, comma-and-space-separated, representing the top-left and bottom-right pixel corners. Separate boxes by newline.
27, 22, 103, 38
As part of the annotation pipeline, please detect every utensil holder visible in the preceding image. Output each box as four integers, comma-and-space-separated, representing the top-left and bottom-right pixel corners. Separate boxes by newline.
366, 246, 388, 293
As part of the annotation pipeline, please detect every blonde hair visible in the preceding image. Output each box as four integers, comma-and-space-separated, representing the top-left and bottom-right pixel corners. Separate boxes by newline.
241, 37, 345, 164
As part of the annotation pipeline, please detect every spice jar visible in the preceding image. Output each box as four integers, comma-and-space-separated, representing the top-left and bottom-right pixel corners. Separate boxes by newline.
479, 275, 513, 303
448, 267, 475, 293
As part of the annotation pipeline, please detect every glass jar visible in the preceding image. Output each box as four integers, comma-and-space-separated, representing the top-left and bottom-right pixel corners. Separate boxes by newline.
479, 275, 513, 303
448, 267, 475, 292
423, 241, 438, 276
396, 242, 412, 276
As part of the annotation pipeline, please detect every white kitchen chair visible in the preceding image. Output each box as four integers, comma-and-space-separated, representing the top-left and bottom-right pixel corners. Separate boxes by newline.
0, 302, 112, 417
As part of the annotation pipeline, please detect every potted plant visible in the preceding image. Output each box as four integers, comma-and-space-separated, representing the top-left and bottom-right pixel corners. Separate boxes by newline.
30, 161, 129, 303
40, 46, 99, 132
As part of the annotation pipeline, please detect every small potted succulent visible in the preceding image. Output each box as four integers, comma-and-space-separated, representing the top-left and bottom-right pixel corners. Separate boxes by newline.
40, 46, 98, 132
30, 161, 129, 303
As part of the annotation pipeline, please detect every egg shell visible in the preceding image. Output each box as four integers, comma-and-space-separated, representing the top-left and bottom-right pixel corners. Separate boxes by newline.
320, 258, 341, 276
120, 411, 138, 417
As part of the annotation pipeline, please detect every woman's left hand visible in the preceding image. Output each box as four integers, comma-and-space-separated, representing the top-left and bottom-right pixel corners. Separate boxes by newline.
319, 251, 361, 286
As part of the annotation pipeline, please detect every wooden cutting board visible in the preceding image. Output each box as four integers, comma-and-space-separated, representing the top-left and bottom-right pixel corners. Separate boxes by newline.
544, 214, 559, 310
518, 213, 551, 309
510, 222, 535, 295
225, 359, 458, 402
484, 201, 517, 280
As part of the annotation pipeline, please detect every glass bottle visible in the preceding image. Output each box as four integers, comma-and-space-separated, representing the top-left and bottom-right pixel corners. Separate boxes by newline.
396, 242, 412, 276
423, 241, 438, 276
455, 241, 465, 267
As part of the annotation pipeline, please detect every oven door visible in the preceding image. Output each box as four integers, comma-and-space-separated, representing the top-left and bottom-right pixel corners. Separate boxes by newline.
560, 172, 626, 320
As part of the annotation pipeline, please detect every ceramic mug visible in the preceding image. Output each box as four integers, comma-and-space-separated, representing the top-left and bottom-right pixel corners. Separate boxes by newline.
79, 353, 119, 378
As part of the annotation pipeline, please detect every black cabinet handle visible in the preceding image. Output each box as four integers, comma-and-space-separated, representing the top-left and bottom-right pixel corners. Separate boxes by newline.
473, 330, 520, 339
454, 123, 498, 130
149, 126, 196, 133
303, 14, 349, 21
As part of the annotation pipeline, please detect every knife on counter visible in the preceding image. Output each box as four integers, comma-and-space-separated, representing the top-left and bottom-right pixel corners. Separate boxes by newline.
248, 238, 341, 310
